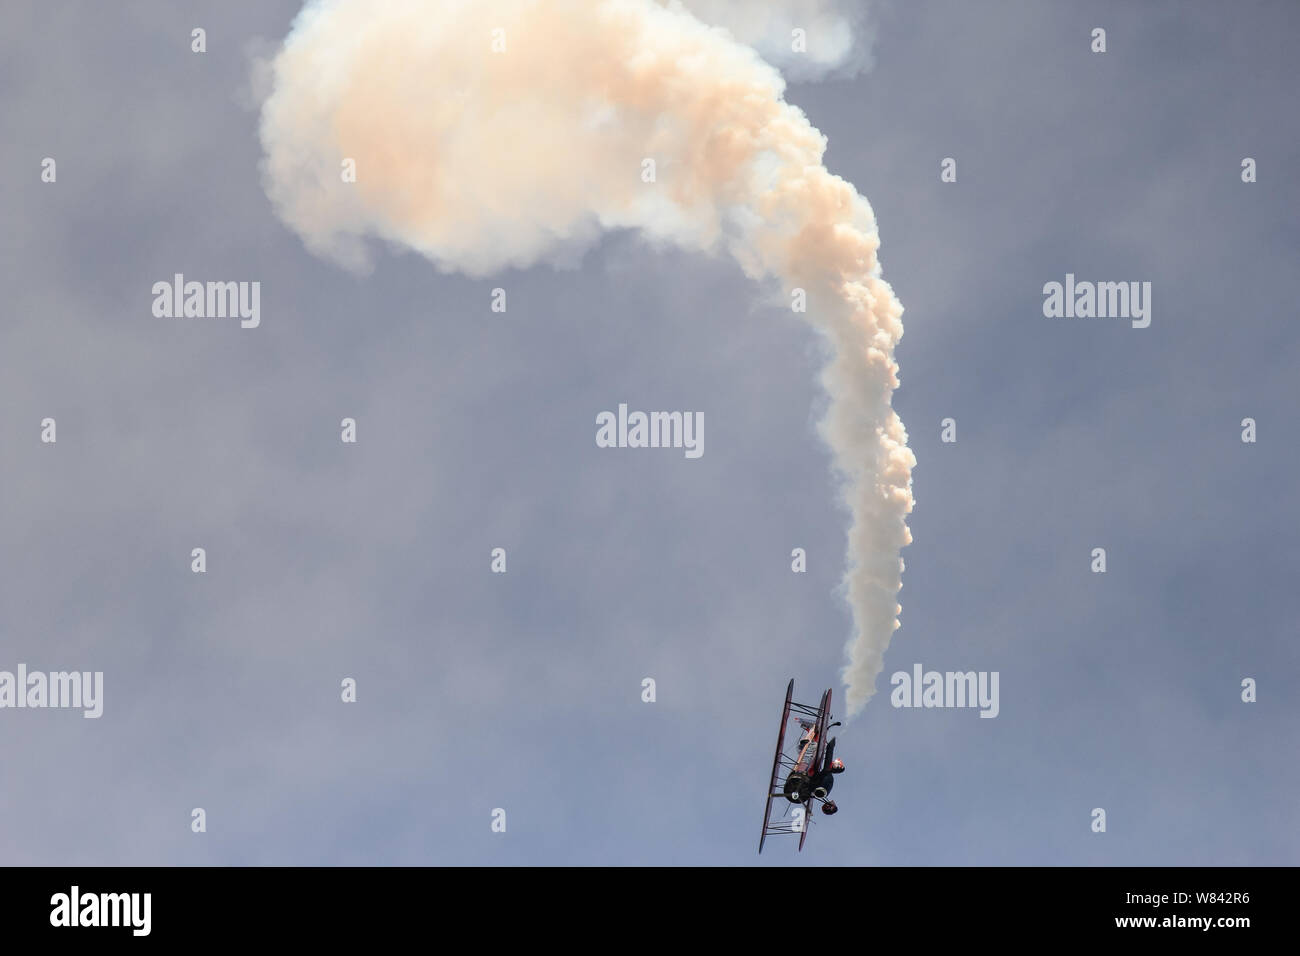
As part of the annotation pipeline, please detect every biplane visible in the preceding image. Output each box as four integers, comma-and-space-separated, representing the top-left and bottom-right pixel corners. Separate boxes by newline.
758, 679, 844, 852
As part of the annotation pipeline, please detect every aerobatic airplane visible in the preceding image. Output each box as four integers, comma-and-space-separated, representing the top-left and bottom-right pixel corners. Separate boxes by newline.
759, 679, 845, 852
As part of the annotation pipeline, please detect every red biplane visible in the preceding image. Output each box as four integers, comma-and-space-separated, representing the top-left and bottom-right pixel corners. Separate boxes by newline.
758, 679, 844, 853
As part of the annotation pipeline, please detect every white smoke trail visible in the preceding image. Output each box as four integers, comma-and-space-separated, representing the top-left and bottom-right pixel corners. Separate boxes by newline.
666, 0, 876, 80
258, 0, 913, 715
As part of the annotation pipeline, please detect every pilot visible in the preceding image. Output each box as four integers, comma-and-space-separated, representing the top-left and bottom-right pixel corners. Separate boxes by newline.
821, 760, 845, 815
811, 758, 846, 800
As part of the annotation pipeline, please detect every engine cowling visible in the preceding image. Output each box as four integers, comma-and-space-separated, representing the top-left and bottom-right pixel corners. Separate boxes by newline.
783, 772, 809, 803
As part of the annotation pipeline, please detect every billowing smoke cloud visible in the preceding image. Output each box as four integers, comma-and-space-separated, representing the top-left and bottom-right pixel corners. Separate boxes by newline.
258, 0, 913, 714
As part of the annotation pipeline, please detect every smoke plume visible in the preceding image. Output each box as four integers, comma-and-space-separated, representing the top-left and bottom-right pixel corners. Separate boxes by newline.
258, 0, 913, 714
668, 0, 876, 80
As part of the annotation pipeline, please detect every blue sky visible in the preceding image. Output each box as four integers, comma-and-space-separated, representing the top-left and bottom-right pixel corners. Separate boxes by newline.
1, 0, 1296, 865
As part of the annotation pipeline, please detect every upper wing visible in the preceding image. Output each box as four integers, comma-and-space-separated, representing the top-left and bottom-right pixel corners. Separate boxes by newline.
759, 678, 795, 854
